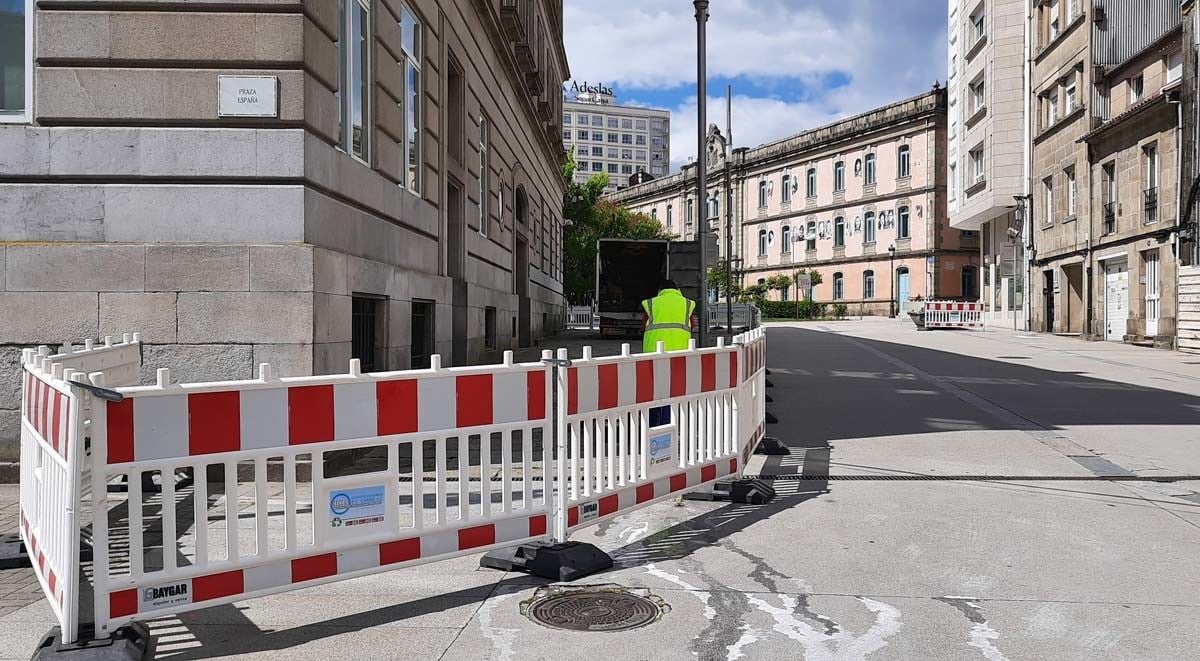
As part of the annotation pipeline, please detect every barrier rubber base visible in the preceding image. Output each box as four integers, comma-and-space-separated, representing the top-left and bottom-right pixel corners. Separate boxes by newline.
30, 624, 153, 661
480, 541, 613, 582
683, 479, 776, 505
0, 533, 30, 570
753, 436, 790, 456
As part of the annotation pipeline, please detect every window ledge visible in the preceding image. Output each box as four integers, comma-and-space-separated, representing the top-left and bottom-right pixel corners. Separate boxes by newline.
1033, 105, 1086, 144
964, 105, 988, 129
966, 33, 988, 61
965, 178, 987, 196
1035, 12, 1087, 63
1062, 214, 1077, 224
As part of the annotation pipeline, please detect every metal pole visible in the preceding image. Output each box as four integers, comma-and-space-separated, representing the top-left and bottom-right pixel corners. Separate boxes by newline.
890, 250, 896, 318
725, 84, 734, 336
695, 0, 709, 347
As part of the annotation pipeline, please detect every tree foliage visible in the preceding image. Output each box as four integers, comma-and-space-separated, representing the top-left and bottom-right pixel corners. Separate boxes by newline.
706, 262, 742, 300
562, 155, 674, 303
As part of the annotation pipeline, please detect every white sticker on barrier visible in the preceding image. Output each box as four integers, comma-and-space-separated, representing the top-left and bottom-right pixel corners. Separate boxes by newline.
141, 581, 193, 612
329, 485, 387, 529
579, 501, 600, 522
648, 425, 676, 478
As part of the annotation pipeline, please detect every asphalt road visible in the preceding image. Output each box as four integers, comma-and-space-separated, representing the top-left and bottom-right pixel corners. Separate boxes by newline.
2, 320, 1199, 660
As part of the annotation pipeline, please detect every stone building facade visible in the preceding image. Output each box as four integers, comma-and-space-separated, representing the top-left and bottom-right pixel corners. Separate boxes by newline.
0, 0, 569, 461
608, 88, 977, 316
947, 0, 1029, 329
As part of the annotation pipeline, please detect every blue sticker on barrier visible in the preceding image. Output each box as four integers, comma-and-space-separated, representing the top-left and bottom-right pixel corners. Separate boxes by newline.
329, 485, 386, 528
649, 432, 673, 467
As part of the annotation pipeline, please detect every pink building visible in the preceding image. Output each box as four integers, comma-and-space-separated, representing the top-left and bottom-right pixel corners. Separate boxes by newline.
608, 87, 978, 316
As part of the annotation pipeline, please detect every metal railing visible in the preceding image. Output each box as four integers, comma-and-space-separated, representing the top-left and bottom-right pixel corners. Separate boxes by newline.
1144, 188, 1158, 224
1103, 201, 1117, 234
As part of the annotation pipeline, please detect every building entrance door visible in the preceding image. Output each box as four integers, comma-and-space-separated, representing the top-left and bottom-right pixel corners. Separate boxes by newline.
896, 268, 909, 317
1105, 259, 1129, 342
1043, 271, 1055, 333
1144, 250, 1160, 337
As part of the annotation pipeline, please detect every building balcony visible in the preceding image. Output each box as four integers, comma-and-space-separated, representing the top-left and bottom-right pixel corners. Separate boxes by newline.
1144, 188, 1158, 224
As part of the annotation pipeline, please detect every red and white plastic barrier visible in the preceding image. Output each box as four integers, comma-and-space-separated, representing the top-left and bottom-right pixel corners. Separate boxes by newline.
18, 327, 767, 645
923, 300, 984, 329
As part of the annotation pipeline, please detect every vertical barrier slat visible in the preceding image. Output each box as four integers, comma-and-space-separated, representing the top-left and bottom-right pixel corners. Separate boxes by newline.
128, 469, 144, 579
581, 419, 592, 498
458, 436, 470, 522
553, 348, 570, 542
162, 469, 178, 572
283, 455, 297, 551
521, 427, 533, 511
435, 437, 447, 525
195, 462, 209, 568
255, 457, 268, 557
617, 413, 627, 487
412, 441, 424, 530
606, 417, 615, 491
481, 432, 491, 519
570, 424, 579, 501
501, 430, 513, 514
225, 461, 239, 564
89, 373, 112, 637
639, 410, 649, 480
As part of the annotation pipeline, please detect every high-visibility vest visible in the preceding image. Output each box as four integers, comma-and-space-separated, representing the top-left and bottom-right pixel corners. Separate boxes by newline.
642, 288, 695, 353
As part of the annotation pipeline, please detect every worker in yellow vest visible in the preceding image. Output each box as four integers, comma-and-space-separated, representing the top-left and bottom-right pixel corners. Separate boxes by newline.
641, 280, 697, 353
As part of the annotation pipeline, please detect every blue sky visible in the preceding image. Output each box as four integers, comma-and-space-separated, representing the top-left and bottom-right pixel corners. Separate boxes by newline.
564, 0, 948, 170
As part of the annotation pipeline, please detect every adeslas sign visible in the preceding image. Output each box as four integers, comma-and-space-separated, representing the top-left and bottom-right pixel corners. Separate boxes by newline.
567, 81, 614, 96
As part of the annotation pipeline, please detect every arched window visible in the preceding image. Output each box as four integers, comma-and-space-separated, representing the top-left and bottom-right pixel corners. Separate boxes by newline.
898, 144, 911, 178
781, 284, 790, 302
781, 225, 791, 253
833, 272, 844, 300
834, 161, 846, 192
834, 217, 845, 247
651, 208, 658, 221
758, 180, 768, 208
806, 168, 817, 197
864, 211, 876, 244
865, 153, 877, 185
806, 221, 817, 251
666, 204, 673, 227
781, 173, 792, 204
898, 206, 910, 239
758, 229, 768, 256
864, 270, 876, 299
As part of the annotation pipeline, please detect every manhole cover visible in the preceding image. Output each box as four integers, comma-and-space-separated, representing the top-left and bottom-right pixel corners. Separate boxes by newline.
523, 584, 667, 632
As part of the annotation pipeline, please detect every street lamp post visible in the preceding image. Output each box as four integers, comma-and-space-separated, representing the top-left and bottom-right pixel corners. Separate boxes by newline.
888, 244, 897, 318
695, 0, 709, 347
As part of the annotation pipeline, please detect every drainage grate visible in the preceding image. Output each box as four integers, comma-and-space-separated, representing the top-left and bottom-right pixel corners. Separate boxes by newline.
745, 474, 1200, 483
523, 584, 668, 632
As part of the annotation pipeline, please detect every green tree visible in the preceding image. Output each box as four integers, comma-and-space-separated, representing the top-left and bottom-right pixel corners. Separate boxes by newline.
766, 274, 792, 298
795, 269, 823, 300
562, 155, 674, 303
706, 262, 742, 301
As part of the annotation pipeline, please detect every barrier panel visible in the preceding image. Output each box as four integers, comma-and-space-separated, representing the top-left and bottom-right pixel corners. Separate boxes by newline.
923, 301, 984, 329
17, 327, 767, 649
708, 304, 760, 331
566, 306, 596, 330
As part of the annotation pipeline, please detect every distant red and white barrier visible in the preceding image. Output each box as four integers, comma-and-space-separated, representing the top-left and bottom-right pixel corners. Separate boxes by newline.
18, 327, 767, 645
923, 300, 984, 329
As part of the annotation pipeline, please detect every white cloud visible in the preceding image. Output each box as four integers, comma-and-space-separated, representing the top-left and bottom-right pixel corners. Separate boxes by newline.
564, 0, 948, 168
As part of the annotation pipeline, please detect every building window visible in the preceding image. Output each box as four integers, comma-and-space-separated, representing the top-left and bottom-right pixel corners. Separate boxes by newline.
591, 115, 603, 126
340, 0, 372, 163
411, 300, 435, 369
864, 154, 876, 185
971, 6, 985, 42
0, 0, 32, 121
806, 168, 817, 197
1065, 165, 1077, 217
1064, 76, 1077, 114
636, 135, 647, 145
607, 163, 618, 174
621, 118, 633, 129
590, 146, 601, 157
969, 146, 985, 184
666, 205, 673, 227
711, 195, 720, 219
834, 217, 846, 248
576, 146, 587, 156
781, 286, 790, 302
591, 162, 602, 171
781, 225, 791, 253
898, 206, 910, 239
636, 150, 646, 160
1145, 144, 1159, 224
898, 145, 911, 179
1043, 176, 1054, 225
1129, 75, 1144, 104
484, 306, 497, 350
607, 117, 618, 128
969, 76, 986, 115
607, 133, 618, 143
1045, 89, 1058, 127
961, 266, 978, 298
621, 134, 633, 144
635, 119, 647, 130
351, 295, 385, 372
758, 180, 768, 208
577, 130, 588, 140
781, 174, 792, 204
1102, 162, 1117, 234
1048, 0, 1060, 41
1067, 0, 1078, 22
398, 4, 423, 191
479, 116, 489, 237
832, 273, 844, 300
758, 229, 768, 256
806, 222, 817, 251
863, 212, 876, 244
687, 199, 694, 224
563, 113, 571, 124
622, 164, 633, 175
834, 161, 845, 192
949, 163, 958, 203
592, 132, 603, 141
863, 271, 876, 299
622, 149, 633, 160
